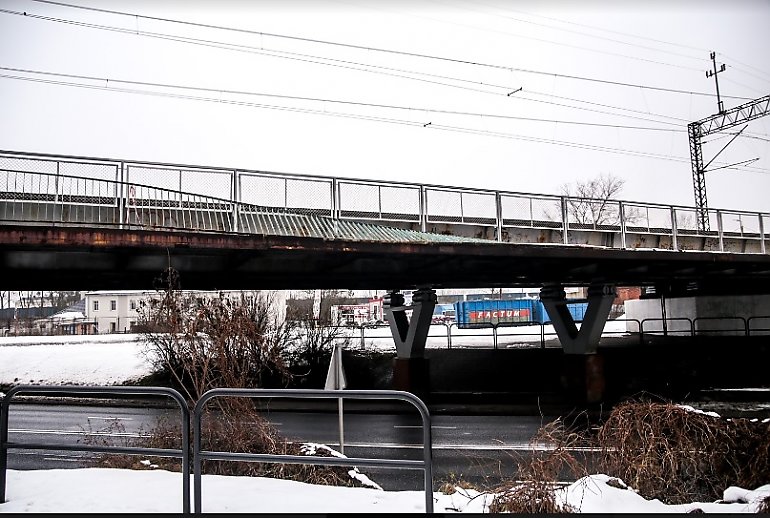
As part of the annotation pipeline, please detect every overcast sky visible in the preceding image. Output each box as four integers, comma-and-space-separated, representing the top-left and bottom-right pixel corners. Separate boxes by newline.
1, 0, 769, 214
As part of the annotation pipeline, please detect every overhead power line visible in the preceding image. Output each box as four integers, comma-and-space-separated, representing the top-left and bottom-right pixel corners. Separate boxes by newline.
18, 1, 752, 100
2, 70, 767, 176
0, 66, 684, 132
422, 0, 708, 69
3, 4, 758, 132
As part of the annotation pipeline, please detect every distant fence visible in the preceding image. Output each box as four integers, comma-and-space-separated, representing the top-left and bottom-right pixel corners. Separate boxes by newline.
330, 314, 770, 350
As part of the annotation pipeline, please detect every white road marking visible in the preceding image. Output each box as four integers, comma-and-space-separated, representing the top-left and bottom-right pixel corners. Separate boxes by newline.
9, 428, 150, 438
393, 425, 457, 430
87, 416, 133, 421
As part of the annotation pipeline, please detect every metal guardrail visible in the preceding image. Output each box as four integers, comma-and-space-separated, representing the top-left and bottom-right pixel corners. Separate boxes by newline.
339, 314, 767, 350
192, 388, 434, 514
1, 149, 768, 253
747, 315, 770, 336
0, 385, 191, 513
693, 316, 748, 336
337, 318, 645, 350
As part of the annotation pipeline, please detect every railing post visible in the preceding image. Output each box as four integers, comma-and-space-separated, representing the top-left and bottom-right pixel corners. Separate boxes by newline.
561, 196, 569, 245
671, 207, 679, 251
331, 178, 339, 220
717, 209, 724, 251
619, 201, 627, 249
231, 170, 240, 233
759, 213, 766, 254
419, 185, 427, 233
495, 191, 503, 242
540, 322, 545, 349
118, 162, 126, 229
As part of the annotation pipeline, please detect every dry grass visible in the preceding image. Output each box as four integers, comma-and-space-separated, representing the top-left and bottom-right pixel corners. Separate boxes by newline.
82, 402, 361, 487
755, 494, 770, 514
488, 419, 589, 513
597, 401, 770, 505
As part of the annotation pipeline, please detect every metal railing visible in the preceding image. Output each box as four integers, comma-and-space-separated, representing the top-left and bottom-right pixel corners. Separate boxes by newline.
0, 385, 191, 513
192, 388, 434, 514
1, 385, 436, 514
335, 314, 770, 350
1, 149, 767, 253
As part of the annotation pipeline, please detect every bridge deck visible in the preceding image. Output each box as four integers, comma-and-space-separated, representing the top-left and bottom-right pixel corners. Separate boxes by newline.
1, 225, 769, 292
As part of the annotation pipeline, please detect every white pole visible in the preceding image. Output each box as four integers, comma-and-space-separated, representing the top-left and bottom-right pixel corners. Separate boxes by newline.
336, 345, 345, 454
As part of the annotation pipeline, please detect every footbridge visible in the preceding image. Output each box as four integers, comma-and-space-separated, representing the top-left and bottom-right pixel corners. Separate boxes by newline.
2, 150, 769, 400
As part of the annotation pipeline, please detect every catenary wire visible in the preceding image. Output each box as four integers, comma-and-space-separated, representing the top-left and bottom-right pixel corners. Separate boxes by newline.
17, 2, 753, 100
2, 71, 767, 175
2, 6, 755, 131
0, 66, 686, 132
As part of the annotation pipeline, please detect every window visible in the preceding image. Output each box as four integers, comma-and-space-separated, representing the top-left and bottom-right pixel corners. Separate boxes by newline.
93, 300, 99, 311
110, 300, 117, 311
130, 300, 137, 311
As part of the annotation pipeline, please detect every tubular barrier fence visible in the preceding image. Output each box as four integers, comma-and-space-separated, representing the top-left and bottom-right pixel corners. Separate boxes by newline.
1, 386, 434, 514
1, 149, 768, 253
192, 388, 434, 514
0, 385, 191, 513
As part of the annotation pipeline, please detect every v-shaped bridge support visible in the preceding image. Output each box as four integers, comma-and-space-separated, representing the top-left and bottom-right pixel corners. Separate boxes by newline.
383, 288, 437, 359
540, 283, 617, 354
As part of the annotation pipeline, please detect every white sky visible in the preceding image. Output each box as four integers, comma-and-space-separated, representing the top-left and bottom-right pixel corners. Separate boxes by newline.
0, 0, 769, 212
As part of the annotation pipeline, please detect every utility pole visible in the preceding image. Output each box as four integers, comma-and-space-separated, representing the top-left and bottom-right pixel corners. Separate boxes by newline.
687, 52, 769, 232
706, 51, 726, 114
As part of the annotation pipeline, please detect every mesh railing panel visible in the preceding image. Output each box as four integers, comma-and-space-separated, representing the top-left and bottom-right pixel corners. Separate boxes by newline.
565, 199, 621, 230
239, 174, 287, 209
720, 211, 760, 235
180, 169, 232, 200
286, 178, 332, 214
500, 194, 562, 228
460, 191, 496, 222
380, 185, 420, 221
338, 182, 379, 217
675, 207, 700, 233
425, 188, 462, 222
126, 166, 180, 202
626, 204, 672, 233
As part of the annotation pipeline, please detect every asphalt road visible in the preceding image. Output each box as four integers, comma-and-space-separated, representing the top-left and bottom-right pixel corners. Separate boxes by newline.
2, 403, 584, 491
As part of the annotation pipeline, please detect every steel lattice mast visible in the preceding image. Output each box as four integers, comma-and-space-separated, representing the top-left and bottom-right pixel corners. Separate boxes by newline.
688, 93, 770, 231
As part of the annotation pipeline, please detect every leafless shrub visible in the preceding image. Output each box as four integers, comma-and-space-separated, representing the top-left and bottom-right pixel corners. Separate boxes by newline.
597, 401, 770, 504
489, 419, 589, 513
83, 406, 362, 487
755, 494, 770, 514
137, 268, 293, 402
438, 473, 479, 495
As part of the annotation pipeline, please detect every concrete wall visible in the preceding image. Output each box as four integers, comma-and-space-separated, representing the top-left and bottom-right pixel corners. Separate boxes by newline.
625, 295, 770, 336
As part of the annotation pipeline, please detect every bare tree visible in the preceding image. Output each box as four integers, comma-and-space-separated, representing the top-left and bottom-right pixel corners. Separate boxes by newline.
560, 173, 626, 226
137, 268, 292, 402
286, 289, 354, 386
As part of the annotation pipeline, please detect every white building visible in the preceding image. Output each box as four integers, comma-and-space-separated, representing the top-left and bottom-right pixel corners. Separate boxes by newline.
84, 290, 289, 334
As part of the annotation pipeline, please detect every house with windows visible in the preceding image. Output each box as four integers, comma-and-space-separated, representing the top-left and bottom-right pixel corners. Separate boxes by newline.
33, 299, 96, 335
84, 290, 288, 334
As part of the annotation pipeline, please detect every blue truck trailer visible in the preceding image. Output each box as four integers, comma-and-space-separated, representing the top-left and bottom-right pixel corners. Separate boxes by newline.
453, 299, 588, 328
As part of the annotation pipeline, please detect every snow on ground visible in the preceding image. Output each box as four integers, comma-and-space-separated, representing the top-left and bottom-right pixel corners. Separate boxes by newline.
0, 334, 151, 386
1, 469, 768, 513
2, 325, 767, 513
0, 322, 625, 387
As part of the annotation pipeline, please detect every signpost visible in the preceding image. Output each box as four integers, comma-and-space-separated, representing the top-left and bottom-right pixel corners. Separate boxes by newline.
324, 344, 347, 453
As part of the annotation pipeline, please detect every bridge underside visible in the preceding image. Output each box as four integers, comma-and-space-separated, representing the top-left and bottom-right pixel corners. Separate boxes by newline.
1, 225, 769, 292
